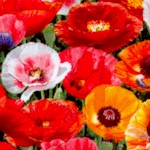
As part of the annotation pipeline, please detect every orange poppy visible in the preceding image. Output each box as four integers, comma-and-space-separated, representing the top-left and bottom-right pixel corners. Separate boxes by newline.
83, 85, 141, 142
125, 99, 150, 150
115, 40, 150, 92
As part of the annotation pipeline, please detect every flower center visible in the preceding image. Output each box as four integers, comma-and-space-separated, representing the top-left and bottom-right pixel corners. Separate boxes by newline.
29, 67, 44, 82
127, 0, 142, 9
147, 122, 150, 136
97, 106, 120, 127
87, 20, 110, 32
140, 56, 150, 77
70, 79, 85, 90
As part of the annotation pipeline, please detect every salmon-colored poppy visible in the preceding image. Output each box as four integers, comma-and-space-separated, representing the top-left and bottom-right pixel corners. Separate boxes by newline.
55, 2, 142, 52
41, 138, 98, 150
115, 40, 150, 92
125, 99, 150, 150
59, 46, 122, 99
22, 99, 85, 146
0, 84, 35, 147
83, 85, 141, 142
100, 0, 143, 21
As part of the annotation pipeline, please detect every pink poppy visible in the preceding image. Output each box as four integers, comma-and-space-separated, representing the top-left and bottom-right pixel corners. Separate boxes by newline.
41, 138, 98, 150
0, 14, 25, 50
1, 42, 71, 101
59, 46, 122, 99
42, 0, 80, 15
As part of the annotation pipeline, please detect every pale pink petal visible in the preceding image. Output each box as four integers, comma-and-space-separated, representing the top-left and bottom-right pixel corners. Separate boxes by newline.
6, 58, 29, 84
143, 0, 150, 28
19, 42, 60, 82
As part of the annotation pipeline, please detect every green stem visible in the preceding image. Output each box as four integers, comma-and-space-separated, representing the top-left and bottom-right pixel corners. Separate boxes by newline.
94, 135, 102, 149
49, 89, 53, 98
40, 90, 45, 99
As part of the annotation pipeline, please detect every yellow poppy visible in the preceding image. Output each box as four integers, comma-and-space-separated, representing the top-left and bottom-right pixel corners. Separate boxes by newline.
83, 85, 142, 142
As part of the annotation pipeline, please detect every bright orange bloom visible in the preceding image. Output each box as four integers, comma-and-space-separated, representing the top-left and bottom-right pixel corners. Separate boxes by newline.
125, 99, 150, 150
22, 99, 85, 146
115, 40, 150, 92
83, 85, 141, 142
100, 0, 143, 21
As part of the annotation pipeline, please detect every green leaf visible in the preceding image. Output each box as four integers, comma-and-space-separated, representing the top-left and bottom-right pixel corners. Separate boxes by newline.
43, 24, 56, 48
99, 141, 113, 150
116, 144, 124, 150
53, 87, 65, 100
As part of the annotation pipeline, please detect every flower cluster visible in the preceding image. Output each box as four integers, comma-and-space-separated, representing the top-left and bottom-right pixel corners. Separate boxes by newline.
0, 0, 150, 150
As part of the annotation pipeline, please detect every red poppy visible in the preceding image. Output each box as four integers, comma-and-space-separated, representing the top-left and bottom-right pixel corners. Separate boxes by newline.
59, 46, 122, 99
1, 0, 61, 36
55, 2, 142, 52
0, 142, 17, 150
0, 84, 35, 147
99, 0, 143, 21
41, 138, 98, 150
22, 99, 85, 146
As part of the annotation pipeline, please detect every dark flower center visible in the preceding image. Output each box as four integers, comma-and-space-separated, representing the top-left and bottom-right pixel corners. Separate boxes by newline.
87, 20, 110, 32
97, 106, 121, 127
140, 56, 150, 77
147, 122, 150, 136
70, 79, 85, 90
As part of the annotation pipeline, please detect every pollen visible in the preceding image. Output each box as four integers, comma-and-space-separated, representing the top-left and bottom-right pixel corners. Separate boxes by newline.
87, 20, 110, 32
29, 67, 44, 82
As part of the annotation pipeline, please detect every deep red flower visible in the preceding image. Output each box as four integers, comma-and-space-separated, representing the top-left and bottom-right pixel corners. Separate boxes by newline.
41, 138, 98, 150
0, 142, 17, 150
99, 0, 143, 21
59, 46, 122, 99
0, 84, 35, 147
22, 99, 85, 146
55, 2, 142, 52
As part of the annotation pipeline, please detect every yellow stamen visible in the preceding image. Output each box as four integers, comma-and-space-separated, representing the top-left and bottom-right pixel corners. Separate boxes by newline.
87, 20, 110, 32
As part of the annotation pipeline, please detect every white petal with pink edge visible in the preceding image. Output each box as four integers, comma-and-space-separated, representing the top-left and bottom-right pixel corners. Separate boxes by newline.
2, 42, 71, 102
